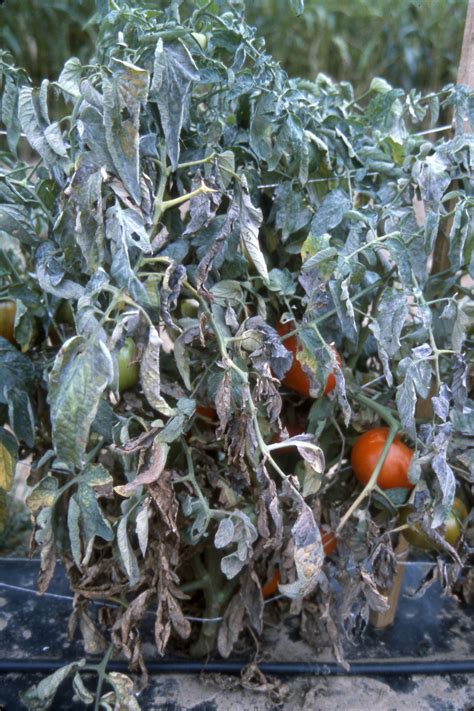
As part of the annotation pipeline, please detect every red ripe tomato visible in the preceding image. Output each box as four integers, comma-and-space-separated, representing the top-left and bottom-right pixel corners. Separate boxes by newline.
262, 568, 280, 599
276, 320, 341, 398
351, 427, 414, 490
0, 300, 16, 344
321, 527, 337, 556
276, 321, 310, 397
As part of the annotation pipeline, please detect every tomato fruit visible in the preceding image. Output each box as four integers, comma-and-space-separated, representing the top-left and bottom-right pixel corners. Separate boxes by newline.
451, 496, 469, 522
262, 569, 280, 599
0, 300, 16, 344
117, 337, 140, 392
276, 320, 341, 398
321, 527, 337, 556
400, 497, 468, 550
351, 427, 414, 490
191, 32, 207, 50
196, 405, 216, 421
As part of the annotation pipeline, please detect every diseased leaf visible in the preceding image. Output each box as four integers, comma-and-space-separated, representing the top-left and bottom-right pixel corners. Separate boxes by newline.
21, 660, 86, 711
0, 427, 18, 492
150, 40, 199, 169
311, 189, 351, 236
237, 176, 267, 281
117, 514, 140, 586
103, 59, 149, 204
48, 338, 114, 467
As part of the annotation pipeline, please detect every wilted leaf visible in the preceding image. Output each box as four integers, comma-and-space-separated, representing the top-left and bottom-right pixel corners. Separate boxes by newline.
49, 338, 114, 467
150, 40, 199, 169
0, 427, 18, 492
21, 660, 86, 711
103, 59, 149, 204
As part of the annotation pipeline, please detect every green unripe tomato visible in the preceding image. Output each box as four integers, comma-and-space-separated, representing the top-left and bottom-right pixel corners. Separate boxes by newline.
117, 337, 140, 392
180, 298, 200, 318
191, 32, 207, 50
400, 496, 468, 550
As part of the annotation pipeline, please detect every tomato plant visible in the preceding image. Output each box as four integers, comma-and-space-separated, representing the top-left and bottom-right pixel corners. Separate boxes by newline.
116, 338, 140, 393
351, 428, 414, 490
0, 301, 16, 344
0, 1, 471, 698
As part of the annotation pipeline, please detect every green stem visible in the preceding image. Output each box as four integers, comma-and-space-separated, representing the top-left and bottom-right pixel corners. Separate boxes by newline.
160, 182, 217, 213
92, 643, 114, 711
176, 153, 216, 171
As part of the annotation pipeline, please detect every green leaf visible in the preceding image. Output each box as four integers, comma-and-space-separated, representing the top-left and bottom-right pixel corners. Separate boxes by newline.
0, 203, 36, 245
5, 386, 35, 448
26, 475, 59, 514
76, 482, 114, 544
0, 340, 35, 405
48, 337, 114, 468
267, 268, 296, 295
0, 427, 18, 492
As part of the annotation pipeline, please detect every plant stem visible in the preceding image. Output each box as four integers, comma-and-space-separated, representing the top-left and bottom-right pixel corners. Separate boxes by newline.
93, 643, 114, 711
160, 182, 217, 213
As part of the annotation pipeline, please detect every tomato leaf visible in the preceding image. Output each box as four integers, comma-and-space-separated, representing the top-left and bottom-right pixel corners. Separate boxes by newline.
48, 337, 114, 468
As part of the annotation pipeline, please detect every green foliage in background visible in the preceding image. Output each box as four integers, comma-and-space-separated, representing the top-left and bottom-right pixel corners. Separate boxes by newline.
0, 0, 468, 92
248, 0, 468, 93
